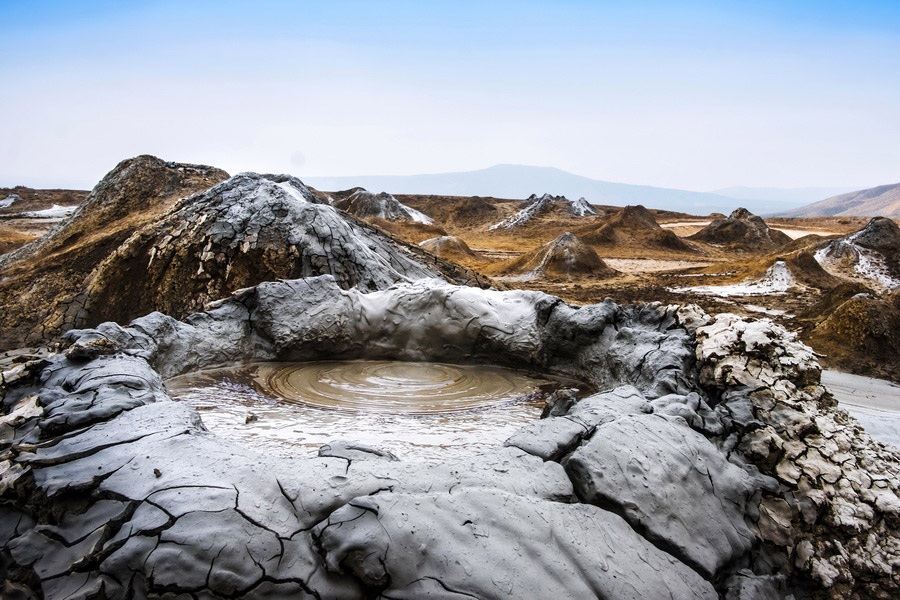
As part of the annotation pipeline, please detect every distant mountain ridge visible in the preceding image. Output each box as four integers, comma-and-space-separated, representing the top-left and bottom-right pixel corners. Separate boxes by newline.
714, 186, 860, 207
773, 183, 900, 218
303, 164, 801, 216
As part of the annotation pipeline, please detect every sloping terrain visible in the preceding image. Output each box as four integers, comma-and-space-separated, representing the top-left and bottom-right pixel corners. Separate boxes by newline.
776, 183, 900, 218
0, 226, 37, 255
419, 235, 486, 265
80, 173, 476, 329
688, 207, 791, 251
814, 217, 900, 291
303, 163, 768, 214
0, 155, 229, 349
806, 290, 900, 382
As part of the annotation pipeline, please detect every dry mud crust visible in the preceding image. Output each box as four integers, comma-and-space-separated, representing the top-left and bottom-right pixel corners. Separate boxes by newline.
1, 277, 898, 599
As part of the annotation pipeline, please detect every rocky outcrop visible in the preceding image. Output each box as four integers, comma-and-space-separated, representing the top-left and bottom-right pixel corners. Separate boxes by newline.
334, 189, 433, 224
583, 204, 697, 252
485, 231, 618, 279
1, 277, 897, 599
488, 193, 596, 230
688, 207, 792, 251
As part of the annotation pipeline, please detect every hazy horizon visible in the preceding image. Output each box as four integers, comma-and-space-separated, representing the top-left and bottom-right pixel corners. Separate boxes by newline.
2, 1, 899, 191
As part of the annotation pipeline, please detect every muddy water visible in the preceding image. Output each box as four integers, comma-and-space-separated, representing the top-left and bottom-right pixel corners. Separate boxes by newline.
166, 360, 584, 460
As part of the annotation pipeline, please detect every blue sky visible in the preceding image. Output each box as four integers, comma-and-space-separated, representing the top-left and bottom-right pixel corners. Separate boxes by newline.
2, 0, 899, 190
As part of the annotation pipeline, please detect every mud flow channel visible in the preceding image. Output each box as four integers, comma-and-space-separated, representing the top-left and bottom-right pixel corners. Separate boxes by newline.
166, 360, 587, 460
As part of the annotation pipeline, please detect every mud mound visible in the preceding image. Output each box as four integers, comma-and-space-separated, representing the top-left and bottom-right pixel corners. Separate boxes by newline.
851, 216, 900, 252
610, 204, 660, 230
783, 251, 842, 289
80, 173, 486, 331
583, 205, 696, 252
797, 282, 875, 321
488, 194, 596, 230
0, 155, 230, 349
0, 193, 23, 210
673, 250, 840, 297
806, 290, 900, 382
4, 277, 899, 599
335, 189, 433, 224
688, 207, 791, 251
486, 232, 618, 279
368, 218, 448, 244
419, 235, 485, 264
814, 218, 900, 290
451, 196, 499, 224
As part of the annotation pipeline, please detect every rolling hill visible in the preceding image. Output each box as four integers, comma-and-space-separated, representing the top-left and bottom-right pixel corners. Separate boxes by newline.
773, 183, 900, 218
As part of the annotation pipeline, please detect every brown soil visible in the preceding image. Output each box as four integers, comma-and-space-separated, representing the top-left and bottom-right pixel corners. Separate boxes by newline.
0, 226, 38, 255
805, 290, 900, 383
0, 186, 87, 215
580, 205, 698, 254
368, 218, 449, 244
0, 156, 230, 349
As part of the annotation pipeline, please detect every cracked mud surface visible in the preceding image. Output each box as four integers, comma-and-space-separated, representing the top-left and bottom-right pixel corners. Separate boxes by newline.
1, 277, 898, 599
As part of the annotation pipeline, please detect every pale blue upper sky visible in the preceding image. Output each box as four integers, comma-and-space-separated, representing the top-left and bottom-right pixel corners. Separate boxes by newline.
2, 0, 899, 191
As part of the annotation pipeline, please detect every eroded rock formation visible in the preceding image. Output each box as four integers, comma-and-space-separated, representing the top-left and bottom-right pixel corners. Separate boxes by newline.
1, 276, 897, 599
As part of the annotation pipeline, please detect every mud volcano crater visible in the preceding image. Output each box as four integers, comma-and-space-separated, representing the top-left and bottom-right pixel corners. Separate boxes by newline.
167, 360, 587, 460
2, 275, 898, 599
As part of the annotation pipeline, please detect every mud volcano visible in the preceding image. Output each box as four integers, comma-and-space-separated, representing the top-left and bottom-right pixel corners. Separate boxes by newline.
1, 276, 898, 599
167, 360, 581, 459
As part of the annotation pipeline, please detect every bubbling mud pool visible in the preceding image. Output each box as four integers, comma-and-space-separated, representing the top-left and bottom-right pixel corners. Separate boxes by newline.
166, 360, 587, 460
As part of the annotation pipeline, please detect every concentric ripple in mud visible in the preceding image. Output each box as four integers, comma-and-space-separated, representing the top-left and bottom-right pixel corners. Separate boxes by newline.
166, 360, 584, 460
